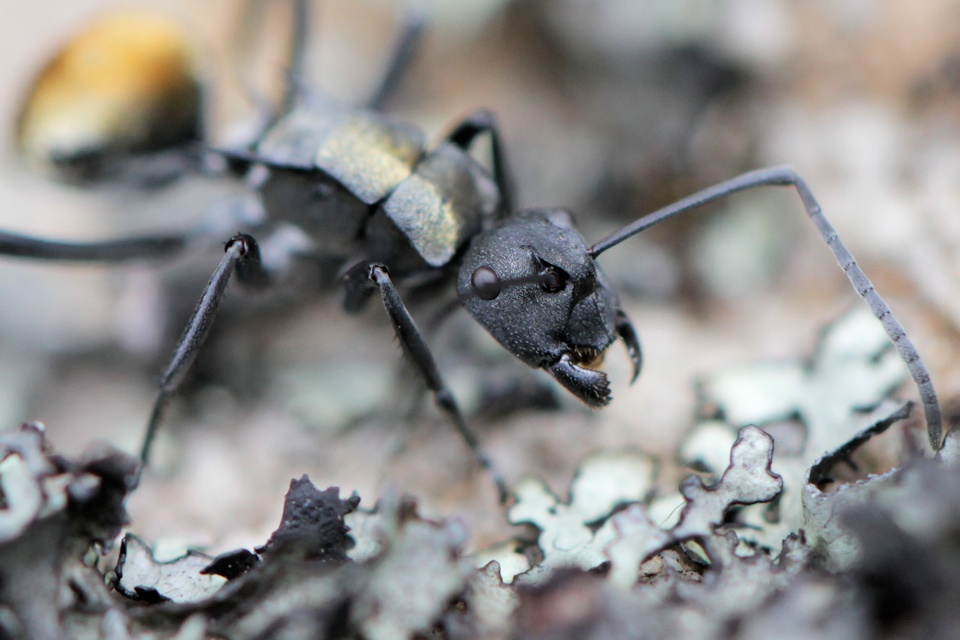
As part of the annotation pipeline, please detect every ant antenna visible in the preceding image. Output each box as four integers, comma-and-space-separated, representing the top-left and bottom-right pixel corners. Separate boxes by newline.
589, 166, 943, 450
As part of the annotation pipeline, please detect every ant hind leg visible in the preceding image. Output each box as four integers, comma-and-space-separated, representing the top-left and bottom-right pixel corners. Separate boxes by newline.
366, 11, 428, 112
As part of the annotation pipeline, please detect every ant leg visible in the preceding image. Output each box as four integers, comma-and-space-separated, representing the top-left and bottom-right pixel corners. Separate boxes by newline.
446, 110, 516, 214
0, 191, 265, 261
0, 230, 188, 262
229, 0, 274, 132
589, 166, 943, 450
228, 0, 313, 145
366, 263, 510, 504
281, 0, 311, 116
366, 12, 428, 111
139, 234, 268, 464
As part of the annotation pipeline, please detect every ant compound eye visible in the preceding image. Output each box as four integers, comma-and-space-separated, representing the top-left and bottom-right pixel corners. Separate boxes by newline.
471, 266, 502, 300
540, 267, 565, 293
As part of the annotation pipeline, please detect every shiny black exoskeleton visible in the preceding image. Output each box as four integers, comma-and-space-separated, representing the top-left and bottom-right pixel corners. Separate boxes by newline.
244, 94, 643, 408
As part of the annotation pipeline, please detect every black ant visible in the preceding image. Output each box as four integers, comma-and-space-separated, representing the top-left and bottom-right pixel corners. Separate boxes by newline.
7, 2, 942, 503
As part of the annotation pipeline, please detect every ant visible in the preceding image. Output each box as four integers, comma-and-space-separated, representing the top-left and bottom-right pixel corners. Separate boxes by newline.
7, 2, 942, 503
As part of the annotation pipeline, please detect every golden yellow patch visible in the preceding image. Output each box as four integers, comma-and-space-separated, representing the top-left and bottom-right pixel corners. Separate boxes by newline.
314, 116, 421, 204
17, 10, 200, 167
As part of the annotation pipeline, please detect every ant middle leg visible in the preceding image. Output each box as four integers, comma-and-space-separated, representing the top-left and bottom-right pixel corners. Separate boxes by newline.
446, 111, 516, 214
139, 232, 276, 464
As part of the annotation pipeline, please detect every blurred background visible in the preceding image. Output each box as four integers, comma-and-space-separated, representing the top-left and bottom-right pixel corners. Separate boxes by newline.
0, 0, 958, 551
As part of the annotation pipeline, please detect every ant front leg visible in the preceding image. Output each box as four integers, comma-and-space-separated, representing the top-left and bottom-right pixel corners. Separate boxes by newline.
140, 234, 269, 464
360, 262, 509, 504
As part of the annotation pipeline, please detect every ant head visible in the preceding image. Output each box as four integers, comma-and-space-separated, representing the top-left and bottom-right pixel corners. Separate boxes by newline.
457, 209, 642, 406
